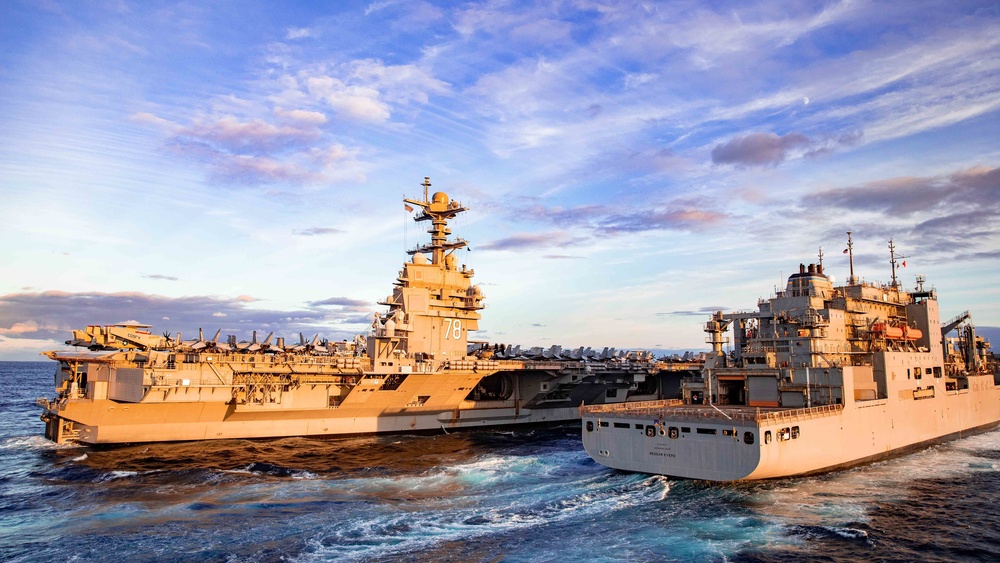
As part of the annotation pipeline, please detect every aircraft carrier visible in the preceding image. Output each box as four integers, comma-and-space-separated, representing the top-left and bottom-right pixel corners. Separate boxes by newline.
37, 178, 700, 444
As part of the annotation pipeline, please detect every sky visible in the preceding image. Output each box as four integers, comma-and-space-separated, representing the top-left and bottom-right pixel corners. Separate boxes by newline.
1, 0, 999, 360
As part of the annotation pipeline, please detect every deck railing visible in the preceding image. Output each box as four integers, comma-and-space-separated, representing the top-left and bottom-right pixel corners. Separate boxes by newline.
581, 399, 844, 424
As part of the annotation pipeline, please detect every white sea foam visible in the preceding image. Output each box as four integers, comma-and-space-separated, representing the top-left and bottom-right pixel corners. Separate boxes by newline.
0, 435, 81, 451
290, 460, 677, 563
92, 470, 139, 483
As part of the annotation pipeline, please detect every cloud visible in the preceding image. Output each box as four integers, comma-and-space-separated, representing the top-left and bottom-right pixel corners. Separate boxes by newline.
274, 107, 328, 125
142, 274, 179, 281
477, 232, 587, 251
296, 227, 344, 236
711, 130, 864, 167
286, 27, 313, 40
177, 116, 321, 153
490, 196, 730, 240
598, 207, 728, 234
305, 76, 390, 121
803, 165, 1000, 217
301, 60, 449, 122
520, 203, 607, 226
0, 321, 44, 336
208, 152, 319, 184
658, 307, 728, 317
0, 291, 375, 345
309, 297, 371, 308
711, 132, 812, 167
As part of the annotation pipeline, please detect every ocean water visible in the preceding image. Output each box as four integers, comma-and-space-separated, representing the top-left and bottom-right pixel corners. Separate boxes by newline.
2, 361, 998, 562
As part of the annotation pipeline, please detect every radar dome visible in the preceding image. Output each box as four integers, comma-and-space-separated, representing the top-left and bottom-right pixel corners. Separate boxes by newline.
432, 192, 449, 204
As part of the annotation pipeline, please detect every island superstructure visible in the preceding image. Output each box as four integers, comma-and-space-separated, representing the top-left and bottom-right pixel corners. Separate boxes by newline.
581, 236, 1000, 480
38, 178, 699, 445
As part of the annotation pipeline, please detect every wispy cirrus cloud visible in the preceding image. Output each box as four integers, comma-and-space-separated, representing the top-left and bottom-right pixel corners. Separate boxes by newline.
309, 296, 371, 308
298, 59, 450, 122
477, 232, 587, 251
295, 227, 344, 236
176, 116, 321, 153
658, 306, 728, 317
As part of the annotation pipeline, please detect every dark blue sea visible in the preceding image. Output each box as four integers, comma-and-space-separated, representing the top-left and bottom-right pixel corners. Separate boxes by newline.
2, 361, 999, 562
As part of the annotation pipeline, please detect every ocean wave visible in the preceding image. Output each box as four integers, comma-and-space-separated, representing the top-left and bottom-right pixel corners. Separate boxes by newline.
93, 470, 139, 483
224, 462, 320, 480
0, 435, 81, 451
787, 524, 874, 545
288, 460, 673, 562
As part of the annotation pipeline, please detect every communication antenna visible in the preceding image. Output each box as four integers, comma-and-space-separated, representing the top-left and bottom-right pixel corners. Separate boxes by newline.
888, 238, 905, 290
845, 231, 858, 285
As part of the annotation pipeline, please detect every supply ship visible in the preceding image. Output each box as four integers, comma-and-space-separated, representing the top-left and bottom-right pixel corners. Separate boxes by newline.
581, 235, 1000, 480
37, 178, 699, 444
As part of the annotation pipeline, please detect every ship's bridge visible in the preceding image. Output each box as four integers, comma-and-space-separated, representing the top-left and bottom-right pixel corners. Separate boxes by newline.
782, 263, 834, 307
786, 263, 832, 296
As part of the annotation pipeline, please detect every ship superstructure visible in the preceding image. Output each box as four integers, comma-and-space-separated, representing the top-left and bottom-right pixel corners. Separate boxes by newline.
581, 236, 1000, 480
38, 178, 700, 445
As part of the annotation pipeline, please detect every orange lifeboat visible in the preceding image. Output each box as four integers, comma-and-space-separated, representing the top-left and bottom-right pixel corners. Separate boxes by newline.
902, 326, 923, 340
872, 322, 904, 339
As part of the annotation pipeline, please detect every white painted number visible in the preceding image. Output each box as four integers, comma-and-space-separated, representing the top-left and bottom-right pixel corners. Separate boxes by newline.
445, 319, 462, 340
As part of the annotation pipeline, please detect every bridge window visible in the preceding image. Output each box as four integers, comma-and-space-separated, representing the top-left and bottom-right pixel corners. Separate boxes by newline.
613, 422, 630, 429
586, 421, 594, 432
696, 428, 717, 435
599, 421, 609, 428
791, 426, 800, 439
606, 388, 618, 398
744, 431, 755, 444
764, 431, 772, 444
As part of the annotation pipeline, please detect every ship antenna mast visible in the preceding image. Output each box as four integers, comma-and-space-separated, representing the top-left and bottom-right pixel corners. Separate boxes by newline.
846, 231, 858, 285
888, 238, 905, 290
404, 177, 468, 266
818, 246, 824, 270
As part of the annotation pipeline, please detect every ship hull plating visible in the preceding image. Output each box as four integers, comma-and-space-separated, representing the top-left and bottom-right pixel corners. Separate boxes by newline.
42, 401, 584, 445
583, 378, 1000, 480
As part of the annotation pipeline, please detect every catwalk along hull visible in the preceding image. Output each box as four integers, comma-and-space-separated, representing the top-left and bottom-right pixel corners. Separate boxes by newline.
582, 244, 1000, 481
38, 180, 699, 445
